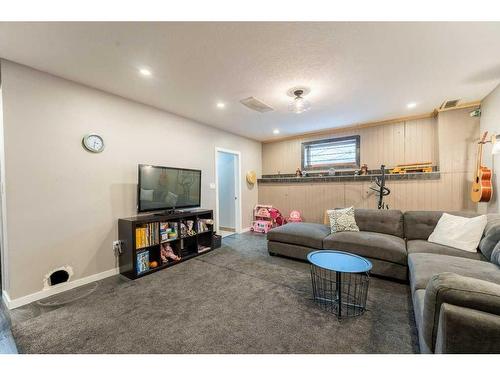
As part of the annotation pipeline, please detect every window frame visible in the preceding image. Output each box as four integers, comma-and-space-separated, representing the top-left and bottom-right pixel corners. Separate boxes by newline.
301, 135, 360, 171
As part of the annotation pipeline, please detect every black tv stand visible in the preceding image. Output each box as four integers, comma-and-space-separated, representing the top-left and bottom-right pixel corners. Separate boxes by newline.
118, 209, 214, 279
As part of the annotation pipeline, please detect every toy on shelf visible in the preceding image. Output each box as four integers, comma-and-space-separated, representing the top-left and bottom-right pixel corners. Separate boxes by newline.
186, 220, 196, 236
252, 220, 273, 233
287, 210, 303, 223
251, 204, 287, 233
181, 220, 196, 237
160, 242, 181, 263
269, 207, 286, 226
255, 204, 272, 218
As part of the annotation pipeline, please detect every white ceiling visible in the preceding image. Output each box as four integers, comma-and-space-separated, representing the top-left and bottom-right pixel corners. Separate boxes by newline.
0, 22, 499, 141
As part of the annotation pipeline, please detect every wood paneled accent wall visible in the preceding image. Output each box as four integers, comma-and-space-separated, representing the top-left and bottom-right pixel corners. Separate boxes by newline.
262, 116, 437, 175
259, 108, 480, 222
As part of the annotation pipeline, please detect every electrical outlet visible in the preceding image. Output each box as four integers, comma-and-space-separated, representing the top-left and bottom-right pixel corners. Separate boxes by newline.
113, 240, 122, 254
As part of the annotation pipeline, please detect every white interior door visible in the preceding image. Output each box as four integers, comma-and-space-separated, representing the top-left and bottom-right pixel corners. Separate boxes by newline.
215, 148, 241, 236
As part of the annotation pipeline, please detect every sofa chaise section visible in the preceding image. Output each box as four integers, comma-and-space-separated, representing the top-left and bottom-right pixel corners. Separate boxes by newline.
408, 253, 500, 294
267, 222, 330, 260
407, 212, 500, 353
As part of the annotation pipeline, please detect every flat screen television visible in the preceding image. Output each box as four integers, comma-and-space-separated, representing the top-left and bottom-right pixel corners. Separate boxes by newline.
137, 164, 201, 213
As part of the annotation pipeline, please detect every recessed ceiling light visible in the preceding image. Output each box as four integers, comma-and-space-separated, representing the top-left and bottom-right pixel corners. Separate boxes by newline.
273, 129, 280, 135
139, 68, 152, 77
216, 102, 225, 109
407, 102, 417, 109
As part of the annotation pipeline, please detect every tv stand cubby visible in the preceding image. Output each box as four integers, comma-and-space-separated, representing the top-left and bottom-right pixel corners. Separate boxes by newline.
118, 209, 214, 279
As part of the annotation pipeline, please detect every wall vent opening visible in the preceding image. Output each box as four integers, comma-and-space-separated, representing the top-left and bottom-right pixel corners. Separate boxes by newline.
43, 266, 74, 290
240, 97, 274, 113
439, 99, 461, 110
49, 270, 70, 286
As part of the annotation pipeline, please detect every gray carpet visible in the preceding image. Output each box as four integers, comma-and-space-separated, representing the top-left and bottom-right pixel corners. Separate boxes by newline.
11, 233, 419, 353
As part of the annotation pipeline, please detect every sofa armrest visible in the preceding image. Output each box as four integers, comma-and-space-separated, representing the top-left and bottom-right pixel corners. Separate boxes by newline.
423, 272, 500, 353
434, 303, 500, 353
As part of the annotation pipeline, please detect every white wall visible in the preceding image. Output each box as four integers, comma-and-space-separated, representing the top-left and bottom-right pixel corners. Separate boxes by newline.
0, 60, 261, 301
217, 152, 236, 228
0, 85, 8, 293
479, 83, 500, 213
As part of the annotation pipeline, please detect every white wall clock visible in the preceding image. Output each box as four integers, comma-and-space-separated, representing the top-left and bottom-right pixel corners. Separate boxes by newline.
82, 134, 105, 153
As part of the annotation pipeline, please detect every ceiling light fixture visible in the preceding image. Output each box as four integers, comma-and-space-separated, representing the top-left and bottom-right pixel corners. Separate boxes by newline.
407, 102, 417, 109
216, 102, 225, 109
273, 129, 280, 135
139, 68, 152, 77
289, 89, 311, 114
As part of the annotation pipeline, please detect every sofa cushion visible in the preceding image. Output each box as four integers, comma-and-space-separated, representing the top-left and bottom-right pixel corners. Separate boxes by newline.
404, 211, 478, 240
267, 222, 330, 249
323, 231, 407, 265
412, 288, 432, 354
492, 242, 500, 266
408, 253, 500, 293
478, 214, 500, 260
413, 289, 426, 333
407, 240, 486, 261
354, 209, 404, 238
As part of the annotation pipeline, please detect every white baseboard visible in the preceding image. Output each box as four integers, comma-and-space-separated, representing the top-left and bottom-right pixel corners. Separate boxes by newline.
240, 227, 251, 233
2, 267, 120, 310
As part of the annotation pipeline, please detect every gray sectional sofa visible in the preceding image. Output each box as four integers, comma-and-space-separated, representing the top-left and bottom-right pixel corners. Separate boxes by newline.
267, 209, 500, 353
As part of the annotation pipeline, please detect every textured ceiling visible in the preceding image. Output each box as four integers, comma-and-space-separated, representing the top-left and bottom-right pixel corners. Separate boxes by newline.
0, 22, 499, 141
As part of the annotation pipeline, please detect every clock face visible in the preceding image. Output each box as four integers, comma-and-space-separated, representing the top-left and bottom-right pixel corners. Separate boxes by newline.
82, 134, 104, 153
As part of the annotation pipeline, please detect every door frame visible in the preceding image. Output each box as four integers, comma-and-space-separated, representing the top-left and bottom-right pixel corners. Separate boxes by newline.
214, 147, 242, 235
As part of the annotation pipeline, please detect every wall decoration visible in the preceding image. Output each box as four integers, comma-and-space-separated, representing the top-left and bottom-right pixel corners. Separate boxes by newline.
82, 133, 105, 153
246, 170, 257, 185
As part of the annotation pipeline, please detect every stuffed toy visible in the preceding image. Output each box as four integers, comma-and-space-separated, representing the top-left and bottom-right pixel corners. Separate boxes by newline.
269, 208, 287, 227
160, 243, 181, 263
288, 210, 303, 223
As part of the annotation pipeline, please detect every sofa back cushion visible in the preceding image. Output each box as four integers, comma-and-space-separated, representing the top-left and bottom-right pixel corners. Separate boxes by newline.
354, 209, 404, 238
491, 242, 500, 266
404, 211, 478, 240
479, 214, 500, 261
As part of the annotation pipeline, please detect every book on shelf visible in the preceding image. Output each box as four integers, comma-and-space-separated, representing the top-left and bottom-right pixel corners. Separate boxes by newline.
197, 219, 212, 233
136, 250, 150, 274
135, 222, 159, 249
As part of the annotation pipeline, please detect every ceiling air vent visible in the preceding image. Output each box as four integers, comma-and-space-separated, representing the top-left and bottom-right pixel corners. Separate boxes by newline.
240, 97, 274, 113
439, 99, 461, 110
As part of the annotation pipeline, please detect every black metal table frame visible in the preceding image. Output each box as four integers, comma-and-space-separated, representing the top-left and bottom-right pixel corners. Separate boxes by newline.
310, 265, 370, 319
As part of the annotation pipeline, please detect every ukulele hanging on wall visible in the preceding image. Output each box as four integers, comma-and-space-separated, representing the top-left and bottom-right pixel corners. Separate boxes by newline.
470, 131, 493, 203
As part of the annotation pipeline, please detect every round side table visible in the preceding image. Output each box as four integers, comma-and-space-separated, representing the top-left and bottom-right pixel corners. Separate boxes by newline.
307, 250, 372, 318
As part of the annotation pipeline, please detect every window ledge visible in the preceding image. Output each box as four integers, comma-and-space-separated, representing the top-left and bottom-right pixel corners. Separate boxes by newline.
258, 171, 441, 184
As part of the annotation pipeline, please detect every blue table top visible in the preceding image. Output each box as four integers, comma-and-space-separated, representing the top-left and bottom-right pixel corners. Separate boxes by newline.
307, 250, 372, 273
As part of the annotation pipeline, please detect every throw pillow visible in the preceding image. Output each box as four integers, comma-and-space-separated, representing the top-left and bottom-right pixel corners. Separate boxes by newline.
327, 207, 359, 234
428, 213, 487, 252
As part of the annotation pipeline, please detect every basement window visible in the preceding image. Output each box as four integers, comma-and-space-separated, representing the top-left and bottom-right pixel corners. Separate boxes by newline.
302, 135, 360, 170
